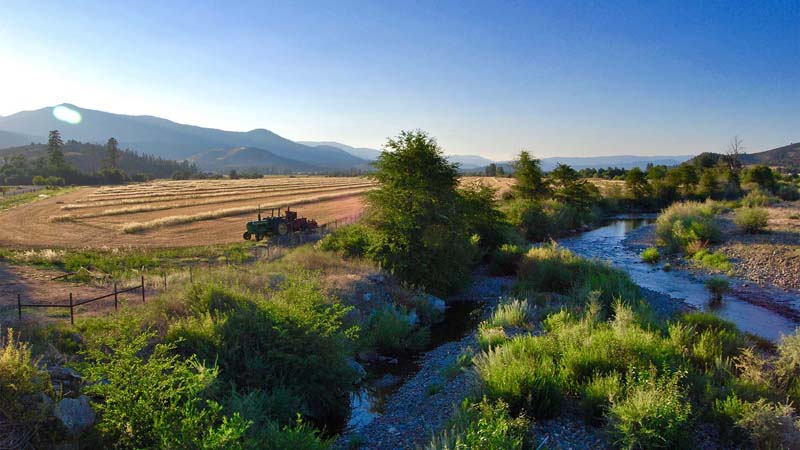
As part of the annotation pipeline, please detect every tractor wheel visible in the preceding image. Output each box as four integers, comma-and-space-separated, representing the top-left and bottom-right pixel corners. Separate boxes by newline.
277, 222, 289, 236
243, 231, 252, 241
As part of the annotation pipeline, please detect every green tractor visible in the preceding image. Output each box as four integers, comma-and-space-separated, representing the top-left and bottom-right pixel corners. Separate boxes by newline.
243, 206, 318, 241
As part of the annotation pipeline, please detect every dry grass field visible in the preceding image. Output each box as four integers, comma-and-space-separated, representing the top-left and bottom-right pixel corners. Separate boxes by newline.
0, 176, 374, 248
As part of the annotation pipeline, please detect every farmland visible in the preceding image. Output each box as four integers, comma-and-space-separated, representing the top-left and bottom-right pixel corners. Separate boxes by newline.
0, 176, 373, 248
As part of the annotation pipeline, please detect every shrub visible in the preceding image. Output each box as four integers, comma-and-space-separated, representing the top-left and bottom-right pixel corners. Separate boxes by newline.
580, 372, 623, 422
741, 189, 774, 207
81, 330, 248, 449
488, 299, 534, 328
477, 322, 509, 350
424, 398, 530, 450
474, 341, 563, 417
778, 182, 800, 201
256, 417, 333, 450
692, 250, 732, 272
605, 372, 692, 450
640, 247, 660, 264
729, 399, 800, 450
705, 277, 730, 302
776, 329, 800, 405
734, 207, 769, 233
488, 244, 525, 275
363, 304, 429, 354
0, 328, 52, 446
441, 349, 474, 380
316, 224, 376, 258
655, 201, 720, 253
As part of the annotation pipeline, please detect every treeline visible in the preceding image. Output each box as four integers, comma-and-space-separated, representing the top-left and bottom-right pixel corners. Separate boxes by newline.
0, 130, 197, 185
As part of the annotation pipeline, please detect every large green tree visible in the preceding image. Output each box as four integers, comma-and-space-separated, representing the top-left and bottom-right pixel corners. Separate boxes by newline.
512, 151, 549, 199
366, 130, 475, 295
625, 167, 651, 202
105, 137, 120, 169
550, 163, 597, 210
47, 130, 67, 170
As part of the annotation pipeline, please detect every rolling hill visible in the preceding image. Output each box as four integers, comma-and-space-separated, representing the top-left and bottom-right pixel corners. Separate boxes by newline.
0, 104, 367, 172
741, 142, 800, 167
189, 146, 318, 173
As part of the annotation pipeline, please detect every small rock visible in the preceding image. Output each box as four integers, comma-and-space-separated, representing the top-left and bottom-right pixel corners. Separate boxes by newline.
426, 295, 446, 314
347, 359, 367, 384
54, 395, 95, 436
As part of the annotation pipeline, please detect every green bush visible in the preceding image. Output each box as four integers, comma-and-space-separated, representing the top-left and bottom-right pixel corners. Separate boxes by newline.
0, 327, 52, 444
505, 199, 595, 241
487, 299, 534, 328
692, 250, 732, 272
488, 244, 525, 275
474, 339, 563, 417
655, 201, 721, 253
640, 247, 660, 263
580, 372, 623, 422
705, 277, 731, 301
741, 188, 775, 207
777, 182, 800, 201
424, 398, 530, 450
477, 322, 509, 350
81, 329, 248, 449
363, 304, 429, 354
316, 224, 376, 258
605, 372, 692, 450
719, 398, 800, 450
734, 207, 769, 233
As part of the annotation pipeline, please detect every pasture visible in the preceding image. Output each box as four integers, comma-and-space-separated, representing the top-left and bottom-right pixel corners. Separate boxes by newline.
0, 176, 373, 248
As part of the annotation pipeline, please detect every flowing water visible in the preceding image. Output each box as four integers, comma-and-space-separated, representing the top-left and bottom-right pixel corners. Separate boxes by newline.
344, 301, 483, 431
557, 218, 799, 341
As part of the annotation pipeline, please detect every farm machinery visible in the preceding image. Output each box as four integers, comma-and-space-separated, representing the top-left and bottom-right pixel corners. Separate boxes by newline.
243, 206, 319, 241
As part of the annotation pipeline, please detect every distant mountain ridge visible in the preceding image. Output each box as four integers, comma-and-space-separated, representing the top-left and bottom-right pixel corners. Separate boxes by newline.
740, 142, 800, 167
0, 104, 367, 173
189, 146, 318, 173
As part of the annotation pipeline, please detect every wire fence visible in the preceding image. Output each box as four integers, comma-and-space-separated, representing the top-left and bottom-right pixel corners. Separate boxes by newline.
0, 185, 45, 197
5, 213, 364, 325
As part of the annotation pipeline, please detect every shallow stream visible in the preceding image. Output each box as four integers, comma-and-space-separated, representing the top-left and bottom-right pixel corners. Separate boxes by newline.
557, 218, 798, 341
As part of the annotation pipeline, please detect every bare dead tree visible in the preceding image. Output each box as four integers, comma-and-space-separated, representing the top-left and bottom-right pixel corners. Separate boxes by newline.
725, 135, 745, 175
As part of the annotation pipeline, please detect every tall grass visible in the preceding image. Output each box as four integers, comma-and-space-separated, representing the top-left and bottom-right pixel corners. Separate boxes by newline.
655, 201, 721, 253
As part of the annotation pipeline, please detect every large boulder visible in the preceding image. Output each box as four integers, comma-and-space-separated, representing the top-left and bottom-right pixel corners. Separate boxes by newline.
54, 395, 95, 436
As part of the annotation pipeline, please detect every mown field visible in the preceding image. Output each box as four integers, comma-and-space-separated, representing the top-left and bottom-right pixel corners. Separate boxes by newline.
0, 176, 374, 248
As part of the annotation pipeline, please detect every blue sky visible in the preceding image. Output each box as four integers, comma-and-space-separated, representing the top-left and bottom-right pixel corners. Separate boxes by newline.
0, 0, 797, 159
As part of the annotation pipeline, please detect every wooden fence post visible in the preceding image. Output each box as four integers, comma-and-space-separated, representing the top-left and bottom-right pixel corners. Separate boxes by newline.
17, 293, 21, 320
69, 293, 74, 325
114, 282, 118, 311
163, 272, 167, 290
141, 275, 146, 303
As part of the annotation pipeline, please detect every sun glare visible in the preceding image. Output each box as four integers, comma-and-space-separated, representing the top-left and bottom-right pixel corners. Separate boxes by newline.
52, 105, 82, 124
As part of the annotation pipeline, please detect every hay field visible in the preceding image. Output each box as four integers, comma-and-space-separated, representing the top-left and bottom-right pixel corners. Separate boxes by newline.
0, 176, 374, 249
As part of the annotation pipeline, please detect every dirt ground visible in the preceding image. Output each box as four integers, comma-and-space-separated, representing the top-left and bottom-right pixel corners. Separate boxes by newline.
0, 183, 367, 249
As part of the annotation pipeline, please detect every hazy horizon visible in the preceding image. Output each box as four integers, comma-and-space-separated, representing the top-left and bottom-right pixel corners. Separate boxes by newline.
1, 1, 797, 159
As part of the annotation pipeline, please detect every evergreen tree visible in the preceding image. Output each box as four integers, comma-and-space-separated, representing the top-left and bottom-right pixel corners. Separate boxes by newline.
512, 151, 549, 199
105, 137, 120, 169
47, 130, 67, 170
550, 163, 596, 210
625, 166, 651, 201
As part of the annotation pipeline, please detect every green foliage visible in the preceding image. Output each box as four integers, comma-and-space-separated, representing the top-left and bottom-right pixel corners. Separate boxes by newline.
363, 304, 429, 354
734, 207, 769, 233
512, 150, 549, 199
166, 276, 358, 422
655, 201, 721, 253
441, 349, 474, 380
640, 247, 660, 264
488, 243, 525, 275
705, 277, 731, 300
741, 188, 775, 207
81, 328, 248, 449
505, 198, 596, 241
474, 337, 563, 417
477, 322, 509, 350
0, 328, 52, 428
692, 250, 732, 272
316, 224, 376, 258
426, 382, 444, 396
717, 398, 800, 450
605, 372, 692, 450
743, 165, 778, 193
550, 163, 600, 210
424, 398, 530, 450
580, 372, 623, 422
625, 167, 652, 203
365, 130, 478, 295
487, 299, 534, 328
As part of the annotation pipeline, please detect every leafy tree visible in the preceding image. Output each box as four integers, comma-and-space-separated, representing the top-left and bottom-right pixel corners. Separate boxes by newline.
744, 165, 778, 193
697, 170, 721, 199
366, 130, 475, 295
550, 163, 597, 210
496, 165, 506, 176
647, 165, 667, 181
47, 130, 67, 170
105, 137, 120, 169
625, 167, 651, 202
485, 163, 497, 177
512, 151, 549, 199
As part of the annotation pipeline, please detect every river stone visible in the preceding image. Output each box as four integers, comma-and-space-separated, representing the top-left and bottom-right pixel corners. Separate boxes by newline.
348, 359, 367, 384
426, 295, 446, 314
54, 395, 95, 436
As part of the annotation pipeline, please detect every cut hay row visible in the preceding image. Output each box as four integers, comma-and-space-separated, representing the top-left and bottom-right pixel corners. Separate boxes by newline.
88, 176, 360, 195
66, 181, 375, 210
50, 183, 376, 222
82, 179, 369, 201
82, 179, 370, 203
121, 189, 370, 234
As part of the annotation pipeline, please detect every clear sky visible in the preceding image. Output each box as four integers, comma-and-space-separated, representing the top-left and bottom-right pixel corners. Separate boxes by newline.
0, 0, 797, 159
